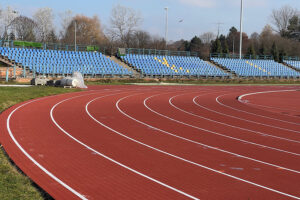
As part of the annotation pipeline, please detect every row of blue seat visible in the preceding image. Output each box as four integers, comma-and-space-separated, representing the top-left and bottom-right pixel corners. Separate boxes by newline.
0, 47, 132, 76
122, 55, 229, 76
212, 58, 300, 77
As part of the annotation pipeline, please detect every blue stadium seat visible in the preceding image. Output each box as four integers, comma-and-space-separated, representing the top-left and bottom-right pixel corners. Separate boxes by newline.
211, 58, 300, 77
0, 47, 132, 76
121, 54, 229, 77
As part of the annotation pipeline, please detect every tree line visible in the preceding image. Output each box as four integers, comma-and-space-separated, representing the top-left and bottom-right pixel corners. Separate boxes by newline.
0, 4, 299, 58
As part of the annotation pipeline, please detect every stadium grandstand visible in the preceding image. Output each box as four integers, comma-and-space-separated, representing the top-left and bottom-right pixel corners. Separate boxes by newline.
0, 47, 133, 77
284, 60, 300, 71
1, 42, 300, 80
121, 54, 229, 77
211, 58, 300, 77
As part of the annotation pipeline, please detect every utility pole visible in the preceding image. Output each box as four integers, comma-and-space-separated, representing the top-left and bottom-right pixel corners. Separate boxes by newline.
215, 22, 224, 38
164, 7, 168, 47
239, 0, 244, 59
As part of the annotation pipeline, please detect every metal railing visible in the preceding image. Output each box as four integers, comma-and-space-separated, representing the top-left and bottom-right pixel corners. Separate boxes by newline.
210, 53, 274, 60
125, 48, 198, 57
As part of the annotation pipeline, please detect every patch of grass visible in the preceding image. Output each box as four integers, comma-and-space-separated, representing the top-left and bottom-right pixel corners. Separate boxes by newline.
0, 86, 80, 199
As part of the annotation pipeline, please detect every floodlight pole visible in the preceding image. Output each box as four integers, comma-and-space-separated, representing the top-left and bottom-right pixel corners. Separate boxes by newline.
239, 0, 243, 59
74, 20, 77, 52
164, 7, 168, 47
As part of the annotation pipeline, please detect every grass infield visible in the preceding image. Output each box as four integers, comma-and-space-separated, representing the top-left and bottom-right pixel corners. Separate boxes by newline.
0, 86, 80, 200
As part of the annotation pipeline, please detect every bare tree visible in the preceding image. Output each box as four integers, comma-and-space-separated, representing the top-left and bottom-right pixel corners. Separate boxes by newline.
33, 7, 54, 42
200, 32, 215, 44
271, 5, 298, 36
59, 10, 73, 39
12, 16, 36, 41
109, 4, 142, 48
132, 30, 151, 48
0, 6, 19, 40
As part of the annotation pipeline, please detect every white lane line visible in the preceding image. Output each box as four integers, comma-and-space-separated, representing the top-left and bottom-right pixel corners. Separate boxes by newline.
6, 94, 92, 200
170, 93, 300, 146
238, 90, 300, 118
51, 93, 200, 200
168, 93, 300, 145
216, 94, 300, 133
218, 91, 300, 126
88, 93, 300, 200
192, 93, 300, 135
127, 94, 300, 170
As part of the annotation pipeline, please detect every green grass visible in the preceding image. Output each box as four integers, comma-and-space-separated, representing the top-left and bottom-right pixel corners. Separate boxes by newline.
0, 86, 80, 200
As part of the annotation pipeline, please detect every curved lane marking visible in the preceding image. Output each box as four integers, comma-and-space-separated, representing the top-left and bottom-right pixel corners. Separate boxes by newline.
6, 93, 93, 200
51, 92, 200, 200
238, 90, 300, 117
193, 94, 300, 134
85, 93, 300, 199
171, 93, 300, 144
217, 90, 300, 127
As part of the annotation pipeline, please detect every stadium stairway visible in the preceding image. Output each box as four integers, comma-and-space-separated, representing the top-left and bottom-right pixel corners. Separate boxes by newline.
282, 61, 300, 72
209, 58, 237, 77
205, 61, 235, 77
107, 56, 140, 77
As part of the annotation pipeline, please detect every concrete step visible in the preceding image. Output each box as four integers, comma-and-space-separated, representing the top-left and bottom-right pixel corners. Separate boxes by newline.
206, 60, 236, 77
282, 62, 300, 72
106, 56, 141, 77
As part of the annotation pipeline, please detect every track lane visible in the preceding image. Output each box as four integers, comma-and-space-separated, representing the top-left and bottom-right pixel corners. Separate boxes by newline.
216, 92, 300, 127
192, 93, 300, 140
239, 90, 300, 117
80, 91, 300, 199
1, 85, 299, 200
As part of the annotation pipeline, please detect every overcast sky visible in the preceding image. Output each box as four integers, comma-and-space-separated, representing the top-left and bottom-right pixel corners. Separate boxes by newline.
1, 0, 299, 41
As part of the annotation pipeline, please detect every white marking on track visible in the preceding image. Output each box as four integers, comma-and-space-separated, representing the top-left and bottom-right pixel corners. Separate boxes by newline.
193, 94, 300, 134
217, 91, 300, 127
6, 94, 90, 200
238, 90, 300, 118
167, 93, 300, 146
130, 94, 300, 170
85, 93, 300, 200
51, 92, 200, 200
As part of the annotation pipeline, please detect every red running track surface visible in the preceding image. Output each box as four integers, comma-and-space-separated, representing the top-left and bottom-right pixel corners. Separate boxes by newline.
0, 85, 300, 200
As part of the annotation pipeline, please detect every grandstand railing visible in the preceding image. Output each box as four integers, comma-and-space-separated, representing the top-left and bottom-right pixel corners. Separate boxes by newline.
210, 53, 274, 60
0, 39, 107, 54
283, 56, 300, 61
124, 48, 198, 57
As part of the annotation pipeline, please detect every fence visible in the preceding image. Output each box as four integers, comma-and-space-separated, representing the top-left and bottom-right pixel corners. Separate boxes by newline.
124, 48, 198, 57
283, 56, 300, 61
210, 53, 274, 60
0, 40, 107, 54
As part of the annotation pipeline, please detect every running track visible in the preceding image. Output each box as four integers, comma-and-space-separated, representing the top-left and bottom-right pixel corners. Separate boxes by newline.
0, 85, 300, 200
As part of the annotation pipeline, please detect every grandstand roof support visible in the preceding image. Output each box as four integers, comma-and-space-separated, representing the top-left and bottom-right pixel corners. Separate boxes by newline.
239, 0, 244, 59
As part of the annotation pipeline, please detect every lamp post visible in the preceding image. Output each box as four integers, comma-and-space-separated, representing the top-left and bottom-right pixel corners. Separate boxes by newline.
239, 0, 244, 59
164, 7, 168, 47
74, 20, 77, 51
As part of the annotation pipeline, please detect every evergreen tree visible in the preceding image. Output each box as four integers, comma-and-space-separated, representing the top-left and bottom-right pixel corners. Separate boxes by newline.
223, 41, 229, 54
189, 36, 202, 52
216, 39, 223, 54
259, 43, 266, 55
271, 42, 279, 61
247, 43, 256, 57
279, 49, 287, 63
211, 39, 223, 54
